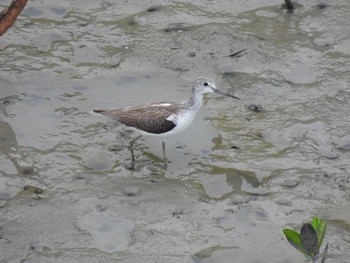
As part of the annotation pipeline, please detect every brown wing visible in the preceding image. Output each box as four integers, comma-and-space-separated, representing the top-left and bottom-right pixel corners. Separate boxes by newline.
93, 103, 181, 134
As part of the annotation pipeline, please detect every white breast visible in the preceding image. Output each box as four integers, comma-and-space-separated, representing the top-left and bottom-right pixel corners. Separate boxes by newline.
164, 109, 198, 137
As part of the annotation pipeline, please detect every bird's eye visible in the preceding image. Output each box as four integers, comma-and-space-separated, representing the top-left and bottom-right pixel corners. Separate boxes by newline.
203, 82, 208, 86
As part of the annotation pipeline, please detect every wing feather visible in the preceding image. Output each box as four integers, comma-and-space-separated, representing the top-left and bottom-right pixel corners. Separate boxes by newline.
93, 102, 182, 134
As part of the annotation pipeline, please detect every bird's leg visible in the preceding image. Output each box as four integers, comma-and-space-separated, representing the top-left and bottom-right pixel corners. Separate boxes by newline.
127, 135, 142, 170
162, 140, 168, 169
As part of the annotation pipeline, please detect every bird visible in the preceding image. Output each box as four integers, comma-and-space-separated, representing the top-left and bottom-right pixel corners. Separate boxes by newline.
92, 77, 240, 169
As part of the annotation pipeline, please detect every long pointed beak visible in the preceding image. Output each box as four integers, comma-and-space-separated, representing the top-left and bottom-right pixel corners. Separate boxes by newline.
213, 88, 240, 100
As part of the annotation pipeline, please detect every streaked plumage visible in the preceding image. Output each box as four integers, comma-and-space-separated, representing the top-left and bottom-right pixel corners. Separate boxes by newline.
93, 102, 179, 135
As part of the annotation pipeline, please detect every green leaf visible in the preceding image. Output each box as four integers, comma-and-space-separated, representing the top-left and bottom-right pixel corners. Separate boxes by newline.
311, 217, 320, 230
310, 217, 327, 248
316, 220, 327, 248
300, 223, 319, 258
283, 228, 302, 250
283, 218, 328, 261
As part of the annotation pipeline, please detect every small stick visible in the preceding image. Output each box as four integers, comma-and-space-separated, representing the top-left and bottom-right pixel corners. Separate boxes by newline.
285, 0, 294, 11
0, 0, 28, 36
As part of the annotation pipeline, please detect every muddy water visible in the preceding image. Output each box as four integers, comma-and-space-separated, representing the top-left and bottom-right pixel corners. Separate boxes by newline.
0, 0, 350, 262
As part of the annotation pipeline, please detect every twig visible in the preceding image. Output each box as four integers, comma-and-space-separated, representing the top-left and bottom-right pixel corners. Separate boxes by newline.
0, 0, 28, 37
285, 0, 294, 11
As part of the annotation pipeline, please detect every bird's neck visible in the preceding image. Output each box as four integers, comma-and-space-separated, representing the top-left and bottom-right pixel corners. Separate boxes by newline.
187, 87, 204, 111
